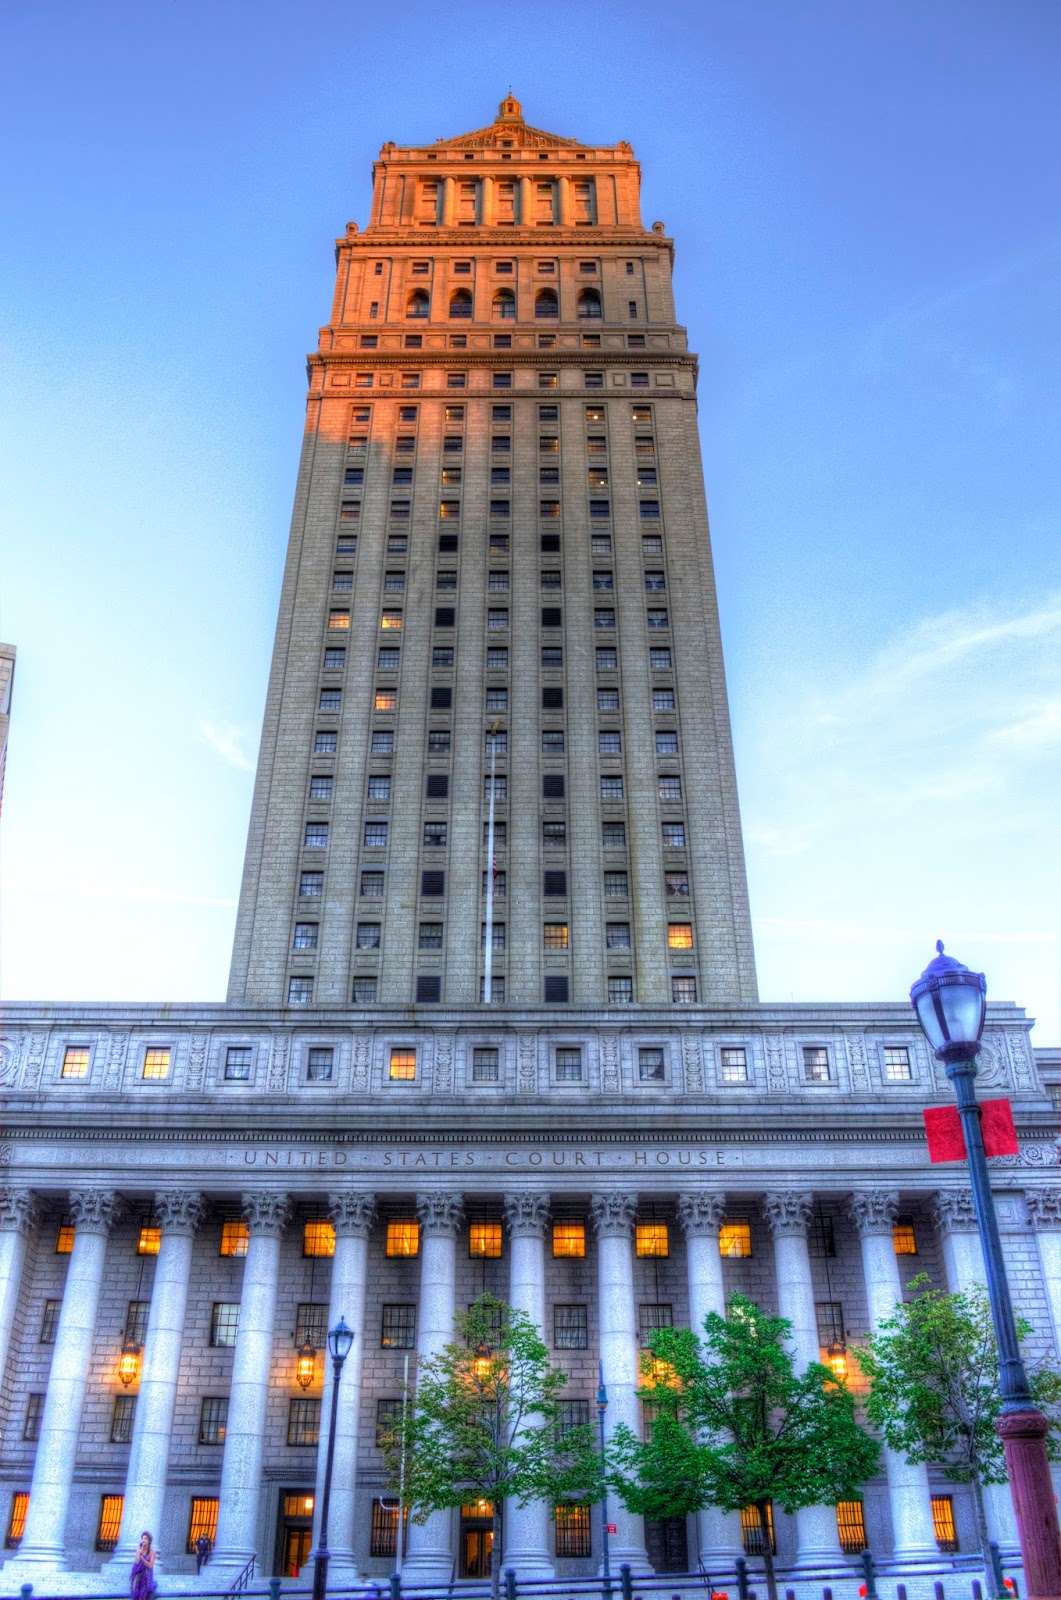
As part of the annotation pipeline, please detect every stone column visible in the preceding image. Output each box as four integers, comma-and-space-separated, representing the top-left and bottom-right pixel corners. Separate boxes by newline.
501, 1193, 555, 1578
518, 175, 534, 225
12, 1189, 121, 1572
212, 1192, 291, 1578
591, 1192, 651, 1573
107, 1191, 206, 1573
932, 1189, 1020, 1557
402, 1192, 464, 1585
847, 1191, 939, 1563
763, 1191, 845, 1567
0, 1189, 39, 1400
677, 1192, 744, 1567
558, 176, 572, 226
441, 176, 456, 227
1025, 1191, 1061, 1359
481, 174, 495, 226
310, 1192, 377, 1585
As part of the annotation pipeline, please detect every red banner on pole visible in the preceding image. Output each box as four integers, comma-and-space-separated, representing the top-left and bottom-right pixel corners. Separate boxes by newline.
923, 1099, 1019, 1162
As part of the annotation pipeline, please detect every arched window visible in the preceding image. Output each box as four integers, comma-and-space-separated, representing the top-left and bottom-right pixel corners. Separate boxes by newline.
449, 290, 473, 320
492, 289, 516, 321
577, 288, 602, 320
406, 290, 430, 320
535, 289, 558, 320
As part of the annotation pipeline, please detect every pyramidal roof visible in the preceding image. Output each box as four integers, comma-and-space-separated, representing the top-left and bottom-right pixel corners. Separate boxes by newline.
425, 94, 610, 152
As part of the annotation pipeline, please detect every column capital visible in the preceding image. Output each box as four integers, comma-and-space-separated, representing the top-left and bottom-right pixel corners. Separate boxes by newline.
503, 1193, 550, 1239
677, 1190, 726, 1237
762, 1190, 813, 1239
241, 1190, 291, 1238
416, 1191, 464, 1238
68, 1188, 123, 1235
1024, 1190, 1061, 1231
329, 1191, 377, 1239
590, 1192, 636, 1239
154, 1191, 206, 1236
847, 1189, 900, 1238
931, 1187, 978, 1235
0, 1187, 39, 1235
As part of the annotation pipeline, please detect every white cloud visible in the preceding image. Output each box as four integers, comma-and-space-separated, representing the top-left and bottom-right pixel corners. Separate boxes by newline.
200, 720, 256, 772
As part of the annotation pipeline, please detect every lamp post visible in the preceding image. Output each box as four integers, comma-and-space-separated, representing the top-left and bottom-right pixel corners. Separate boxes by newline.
597, 1361, 612, 1597
910, 942, 1061, 1600
311, 1316, 354, 1600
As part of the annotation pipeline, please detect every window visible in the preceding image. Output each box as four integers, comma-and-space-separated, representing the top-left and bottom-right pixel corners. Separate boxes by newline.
893, 1218, 918, 1255
540, 570, 562, 592
54, 1215, 74, 1253
809, 1216, 837, 1258
555, 1399, 590, 1440
210, 1302, 240, 1348
803, 1046, 831, 1082
659, 775, 681, 800
288, 1398, 321, 1447
140, 1046, 171, 1081
608, 975, 634, 1002
219, 1219, 249, 1257
187, 1497, 219, 1555
668, 923, 694, 950
577, 288, 602, 319
382, 1304, 416, 1348
486, 688, 509, 712
487, 729, 508, 755
535, 289, 558, 319
664, 872, 689, 897
485, 774, 509, 798
370, 733, 394, 757
446, 371, 466, 389
883, 1045, 913, 1082
816, 1301, 846, 1354
599, 731, 622, 755
585, 372, 604, 389
540, 433, 559, 452
352, 977, 377, 1003
96, 1494, 124, 1553
650, 647, 672, 669
416, 975, 441, 1003
636, 1222, 669, 1257
470, 1046, 501, 1083
602, 822, 626, 846
488, 608, 509, 630
110, 1393, 135, 1444
671, 976, 697, 1003
639, 1302, 673, 1345
421, 869, 445, 897
740, 1503, 775, 1556
61, 1045, 90, 1079
307, 1047, 334, 1082
303, 1219, 335, 1258
720, 1047, 748, 1084
309, 775, 333, 800
835, 1500, 867, 1555
647, 608, 670, 629
360, 871, 384, 899
604, 872, 629, 897
23, 1393, 44, 1442
540, 500, 560, 519
427, 730, 451, 754
224, 1045, 253, 1081
543, 922, 569, 949
469, 1221, 502, 1258
931, 1496, 958, 1553
542, 774, 564, 799
554, 1304, 588, 1349
540, 820, 566, 849
555, 1047, 582, 1081
329, 609, 351, 629
553, 1221, 586, 1257
652, 689, 676, 713
371, 1500, 409, 1559
389, 1048, 416, 1081
449, 289, 473, 319
639, 1047, 665, 1082
604, 925, 632, 956
596, 648, 617, 670
589, 499, 610, 519
539, 372, 558, 389
418, 923, 444, 952
719, 1220, 752, 1258
304, 822, 329, 848
479, 974, 506, 1000
300, 876, 323, 904
541, 730, 564, 754
356, 922, 381, 950
386, 1220, 420, 1258
339, 500, 361, 521
6, 1492, 29, 1550
555, 1505, 591, 1559
199, 1397, 228, 1445
594, 609, 615, 629
423, 821, 448, 848
293, 922, 319, 952
600, 777, 624, 801
592, 571, 614, 592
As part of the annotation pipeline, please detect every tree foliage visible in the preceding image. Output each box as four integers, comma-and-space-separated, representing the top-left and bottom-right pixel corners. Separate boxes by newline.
381, 1294, 600, 1600
609, 1295, 880, 1600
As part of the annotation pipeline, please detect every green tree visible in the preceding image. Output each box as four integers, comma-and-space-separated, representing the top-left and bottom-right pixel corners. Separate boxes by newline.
857, 1275, 1061, 1591
381, 1293, 600, 1600
608, 1295, 880, 1600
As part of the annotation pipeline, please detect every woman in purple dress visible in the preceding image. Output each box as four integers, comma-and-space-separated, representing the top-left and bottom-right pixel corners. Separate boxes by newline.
131, 1531, 157, 1600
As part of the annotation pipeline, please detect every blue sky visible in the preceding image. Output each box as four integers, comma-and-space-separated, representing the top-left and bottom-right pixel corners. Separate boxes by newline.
2, 1, 1059, 1041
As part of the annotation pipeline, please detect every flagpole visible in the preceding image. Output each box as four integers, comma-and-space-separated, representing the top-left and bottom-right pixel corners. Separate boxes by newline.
483, 719, 499, 1004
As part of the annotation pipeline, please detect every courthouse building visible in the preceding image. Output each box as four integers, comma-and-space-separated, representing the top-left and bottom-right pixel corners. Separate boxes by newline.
2, 97, 1059, 1592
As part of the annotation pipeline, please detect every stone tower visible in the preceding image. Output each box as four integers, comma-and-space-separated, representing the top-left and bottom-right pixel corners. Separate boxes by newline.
228, 97, 758, 1009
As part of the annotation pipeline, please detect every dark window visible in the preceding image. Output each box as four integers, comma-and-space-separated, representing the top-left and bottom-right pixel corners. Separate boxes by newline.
639, 1303, 673, 1345
40, 1299, 61, 1342
426, 774, 449, 798
544, 976, 569, 1004
541, 607, 562, 627
110, 1393, 135, 1443
381, 1304, 416, 1348
431, 686, 452, 709
543, 871, 567, 897
542, 774, 565, 799
370, 1499, 409, 1559
435, 607, 455, 628
199, 1397, 228, 1445
419, 922, 443, 949
421, 871, 445, 897
23, 1393, 44, 1442
554, 1304, 588, 1349
542, 686, 563, 708
287, 1398, 321, 1447
416, 976, 442, 1003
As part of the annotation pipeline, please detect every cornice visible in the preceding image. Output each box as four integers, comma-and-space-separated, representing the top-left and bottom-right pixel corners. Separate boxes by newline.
306, 349, 696, 371
337, 229, 671, 250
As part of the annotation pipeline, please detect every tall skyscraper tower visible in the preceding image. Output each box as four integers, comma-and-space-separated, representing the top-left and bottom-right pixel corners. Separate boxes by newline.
228, 96, 757, 1010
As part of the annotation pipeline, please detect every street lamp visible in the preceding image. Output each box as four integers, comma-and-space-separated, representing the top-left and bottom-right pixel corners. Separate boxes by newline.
311, 1316, 355, 1600
911, 942, 1061, 1600
597, 1361, 612, 1597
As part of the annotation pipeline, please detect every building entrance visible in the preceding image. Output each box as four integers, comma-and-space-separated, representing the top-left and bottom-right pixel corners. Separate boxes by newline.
460, 1501, 495, 1579
275, 1491, 315, 1578
645, 1516, 688, 1573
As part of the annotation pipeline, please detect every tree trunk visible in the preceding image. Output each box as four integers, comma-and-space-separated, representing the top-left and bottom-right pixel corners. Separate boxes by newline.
491, 1502, 503, 1600
969, 1477, 1002, 1600
757, 1501, 779, 1600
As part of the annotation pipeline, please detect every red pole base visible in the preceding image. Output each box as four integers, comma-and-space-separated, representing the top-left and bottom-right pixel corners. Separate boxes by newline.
995, 1406, 1061, 1600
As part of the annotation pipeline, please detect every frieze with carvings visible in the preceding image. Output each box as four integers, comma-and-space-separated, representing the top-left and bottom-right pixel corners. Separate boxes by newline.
351, 1036, 370, 1094
517, 1034, 538, 1094
600, 1034, 620, 1092
764, 1034, 787, 1094
682, 1035, 704, 1094
434, 1035, 454, 1094
23, 1033, 48, 1091
267, 1035, 290, 1093
185, 1035, 208, 1093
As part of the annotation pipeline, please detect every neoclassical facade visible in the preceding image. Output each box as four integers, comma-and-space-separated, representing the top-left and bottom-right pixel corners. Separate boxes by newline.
2, 98, 1059, 1593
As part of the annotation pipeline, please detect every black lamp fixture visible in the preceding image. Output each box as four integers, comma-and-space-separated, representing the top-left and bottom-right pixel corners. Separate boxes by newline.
909, 940, 986, 1062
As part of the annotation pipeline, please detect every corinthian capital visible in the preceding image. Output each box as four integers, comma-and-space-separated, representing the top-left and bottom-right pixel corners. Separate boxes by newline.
762, 1191, 813, 1240
931, 1188, 978, 1235
1025, 1191, 1061, 1231
677, 1191, 727, 1238
0, 1188, 39, 1235
416, 1191, 464, 1237
590, 1192, 636, 1239
329, 1192, 377, 1239
847, 1189, 899, 1239
68, 1189, 123, 1235
503, 1193, 550, 1239
154, 1191, 206, 1236
241, 1191, 291, 1238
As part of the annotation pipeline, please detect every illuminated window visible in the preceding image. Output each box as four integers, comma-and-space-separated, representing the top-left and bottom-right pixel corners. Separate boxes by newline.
553, 1221, 586, 1258
639, 1303, 673, 1347
740, 1502, 775, 1555
636, 1222, 669, 1258
375, 688, 397, 711
836, 1499, 867, 1555
96, 1494, 124, 1552
381, 1304, 416, 1348
883, 1045, 913, 1082
469, 1222, 502, 1258
210, 1303, 240, 1348
720, 1047, 748, 1083
55, 1217, 74, 1254
199, 1397, 228, 1445
543, 922, 569, 950
219, 1219, 249, 1258
111, 1393, 135, 1443
61, 1046, 90, 1079
893, 1218, 918, 1255
555, 1504, 591, 1557
668, 923, 693, 950
380, 610, 403, 629
931, 1495, 958, 1553
287, 1398, 321, 1446
142, 1047, 171, 1081
389, 1048, 416, 1081
303, 1220, 335, 1258
6, 1492, 29, 1550
386, 1220, 420, 1258
719, 1221, 752, 1258
328, 609, 351, 629
187, 1497, 219, 1554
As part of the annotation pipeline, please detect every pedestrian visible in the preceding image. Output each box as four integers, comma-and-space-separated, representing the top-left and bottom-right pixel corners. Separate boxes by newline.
195, 1533, 213, 1574
131, 1530, 157, 1600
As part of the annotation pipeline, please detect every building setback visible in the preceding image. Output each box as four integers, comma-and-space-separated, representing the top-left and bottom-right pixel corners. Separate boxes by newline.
1, 99, 1059, 1594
